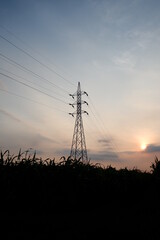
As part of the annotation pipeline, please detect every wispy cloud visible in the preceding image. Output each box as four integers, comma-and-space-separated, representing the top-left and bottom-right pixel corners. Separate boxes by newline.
98, 138, 114, 150
36, 133, 56, 143
126, 29, 155, 49
0, 108, 22, 123
98, 138, 111, 144
121, 151, 139, 155
113, 51, 135, 69
0, 108, 56, 154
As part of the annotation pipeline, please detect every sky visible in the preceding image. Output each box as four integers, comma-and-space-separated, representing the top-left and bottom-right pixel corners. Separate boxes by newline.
0, 0, 160, 171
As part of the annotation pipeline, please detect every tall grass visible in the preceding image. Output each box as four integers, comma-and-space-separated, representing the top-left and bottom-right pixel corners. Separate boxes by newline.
0, 149, 160, 238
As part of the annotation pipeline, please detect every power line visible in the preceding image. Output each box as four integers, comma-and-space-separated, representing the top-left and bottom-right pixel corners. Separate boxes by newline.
0, 72, 68, 105
87, 101, 120, 154
0, 67, 68, 101
0, 26, 120, 157
0, 88, 67, 113
87, 112, 120, 158
0, 53, 69, 94
83, 118, 118, 164
0, 34, 76, 87
83, 114, 100, 143
0, 24, 76, 83
87, 97, 120, 153
90, 111, 119, 155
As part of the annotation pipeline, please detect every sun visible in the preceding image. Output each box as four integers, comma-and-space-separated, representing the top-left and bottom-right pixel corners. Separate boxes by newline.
141, 143, 147, 150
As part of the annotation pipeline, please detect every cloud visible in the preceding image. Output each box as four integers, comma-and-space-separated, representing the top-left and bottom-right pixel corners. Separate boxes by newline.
0, 108, 22, 123
121, 144, 160, 156
98, 137, 120, 153
126, 29, 155, 49
0, 108, 57, 155
55, 147, 119, 162
89, 151, 119, 162
144, 144, 160, 153
98, 138, 115, 150
113, 51, 135, 69
121, 151, 139, 155
55, 148, 71, 157
36, 133, 56, 144
98, 138, 111, 145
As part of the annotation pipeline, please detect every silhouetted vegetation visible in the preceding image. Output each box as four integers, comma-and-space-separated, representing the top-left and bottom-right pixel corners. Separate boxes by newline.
0, 150, 160, 239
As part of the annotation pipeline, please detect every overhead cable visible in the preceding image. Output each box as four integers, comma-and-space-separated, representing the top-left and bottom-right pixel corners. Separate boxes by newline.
0, 24, 75, 83
0, 88, 67, 113
0, 72, 68, 105
0, 53, 69, 94
0, 67, 68, 100
0, 34, 76, 86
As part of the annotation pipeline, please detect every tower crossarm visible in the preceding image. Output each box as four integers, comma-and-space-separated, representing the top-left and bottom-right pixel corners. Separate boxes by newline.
69, 100, 88, 108
69, 110, 89, 116
82, 110, 89, 115
69, 91, 88, 98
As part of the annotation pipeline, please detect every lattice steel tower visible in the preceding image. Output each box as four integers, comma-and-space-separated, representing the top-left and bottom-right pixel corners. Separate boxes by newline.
69, 82, 88, 161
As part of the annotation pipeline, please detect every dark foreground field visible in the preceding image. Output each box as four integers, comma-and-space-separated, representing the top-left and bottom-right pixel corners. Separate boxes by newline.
1, 150, 160, 239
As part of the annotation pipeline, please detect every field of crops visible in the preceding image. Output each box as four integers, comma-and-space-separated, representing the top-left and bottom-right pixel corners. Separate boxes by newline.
0, 149, 160, 239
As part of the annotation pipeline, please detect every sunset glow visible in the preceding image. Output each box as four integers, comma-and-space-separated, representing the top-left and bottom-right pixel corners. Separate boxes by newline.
1, 0, 160, 171
141, 144, 147, 151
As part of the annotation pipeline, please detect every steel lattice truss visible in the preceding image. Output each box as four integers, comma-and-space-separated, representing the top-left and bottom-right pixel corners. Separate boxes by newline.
69, 82, 88, 161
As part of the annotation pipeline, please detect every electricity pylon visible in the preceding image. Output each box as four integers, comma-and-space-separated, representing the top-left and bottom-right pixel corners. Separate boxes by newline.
69, 82, 88, 161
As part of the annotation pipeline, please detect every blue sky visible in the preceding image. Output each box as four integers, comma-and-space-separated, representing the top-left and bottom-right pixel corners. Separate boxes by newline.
1, 0, 160, 171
